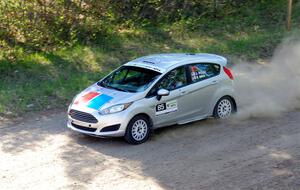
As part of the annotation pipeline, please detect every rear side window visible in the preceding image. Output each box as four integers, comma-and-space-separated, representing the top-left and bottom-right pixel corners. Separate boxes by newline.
188, 63, 220, 83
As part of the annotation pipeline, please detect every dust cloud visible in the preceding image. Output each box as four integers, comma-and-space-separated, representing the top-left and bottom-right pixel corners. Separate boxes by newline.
233, 35, 300, 119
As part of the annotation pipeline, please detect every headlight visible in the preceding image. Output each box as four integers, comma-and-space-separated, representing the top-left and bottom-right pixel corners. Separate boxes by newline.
99, 102, 132, 115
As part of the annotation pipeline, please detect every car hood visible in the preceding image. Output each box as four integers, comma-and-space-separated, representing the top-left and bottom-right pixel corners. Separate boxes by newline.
71, 83, 144, 111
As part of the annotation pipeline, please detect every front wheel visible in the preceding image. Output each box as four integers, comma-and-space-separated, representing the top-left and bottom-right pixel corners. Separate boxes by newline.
124, 115, 151, 144
213, 97, 234, 119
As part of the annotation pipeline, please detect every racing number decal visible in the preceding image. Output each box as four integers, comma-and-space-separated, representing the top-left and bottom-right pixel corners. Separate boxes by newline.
155, 100, 178, 116
156, 103, 166, 112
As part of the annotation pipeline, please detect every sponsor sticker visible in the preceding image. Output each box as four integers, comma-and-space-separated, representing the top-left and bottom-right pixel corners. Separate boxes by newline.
155, 100, 178, 116
74, 92, 100, 105
87, 94, 113, 110
191, 71, 207, 81
74, 91, 113, 110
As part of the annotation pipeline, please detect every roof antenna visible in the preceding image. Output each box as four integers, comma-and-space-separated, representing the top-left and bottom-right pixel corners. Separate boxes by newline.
143, 60, 155, 64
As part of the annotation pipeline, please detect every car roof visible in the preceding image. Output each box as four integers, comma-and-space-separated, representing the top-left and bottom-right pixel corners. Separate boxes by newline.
124, 53, 227, 73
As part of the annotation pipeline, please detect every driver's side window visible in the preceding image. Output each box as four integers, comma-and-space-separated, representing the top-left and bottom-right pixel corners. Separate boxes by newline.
147, 66, 187, 97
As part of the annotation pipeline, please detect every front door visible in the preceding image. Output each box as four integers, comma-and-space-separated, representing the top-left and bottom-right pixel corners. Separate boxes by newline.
146, 66, 190, 127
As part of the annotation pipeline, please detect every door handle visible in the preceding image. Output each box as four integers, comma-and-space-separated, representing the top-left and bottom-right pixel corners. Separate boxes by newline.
179, 90, 188, 95
211, 80, 219, 85
178, 88, 189, 95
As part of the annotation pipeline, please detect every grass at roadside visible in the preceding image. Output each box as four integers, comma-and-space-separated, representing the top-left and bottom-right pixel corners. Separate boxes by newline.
1, 1, 299, 117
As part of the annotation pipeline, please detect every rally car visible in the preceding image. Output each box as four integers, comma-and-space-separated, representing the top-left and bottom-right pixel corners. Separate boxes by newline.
67, 53, 237, 144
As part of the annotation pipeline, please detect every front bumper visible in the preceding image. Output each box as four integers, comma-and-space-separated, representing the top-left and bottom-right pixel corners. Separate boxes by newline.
67, 109, 130, 137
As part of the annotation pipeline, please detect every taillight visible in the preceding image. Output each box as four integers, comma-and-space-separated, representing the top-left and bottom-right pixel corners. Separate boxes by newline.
223, 66, 234, 80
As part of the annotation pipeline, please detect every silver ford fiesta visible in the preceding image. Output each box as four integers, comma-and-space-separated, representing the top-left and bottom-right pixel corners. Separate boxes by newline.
67, 53, 237, 144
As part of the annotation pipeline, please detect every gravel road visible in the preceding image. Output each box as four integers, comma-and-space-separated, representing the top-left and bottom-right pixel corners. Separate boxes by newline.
1, 111, 300, 190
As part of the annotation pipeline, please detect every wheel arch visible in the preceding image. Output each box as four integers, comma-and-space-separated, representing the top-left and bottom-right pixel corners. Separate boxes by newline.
211, 95, 237, 118
124, 112, 154, 144
222, 95, 237, 112
209, 83, 237, 114
213, 95, 237, 112
131, 113, 154, 128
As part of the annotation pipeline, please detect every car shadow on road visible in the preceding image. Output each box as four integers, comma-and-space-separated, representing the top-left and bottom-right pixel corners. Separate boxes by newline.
61, 113, 300, 189
58, 118, 226, 189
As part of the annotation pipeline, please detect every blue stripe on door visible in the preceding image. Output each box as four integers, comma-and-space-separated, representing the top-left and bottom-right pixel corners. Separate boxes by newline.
87, 94, 113, 110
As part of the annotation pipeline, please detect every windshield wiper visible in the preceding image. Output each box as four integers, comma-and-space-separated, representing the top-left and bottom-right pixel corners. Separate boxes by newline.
99, 82, 133, 93
104, 84, 129, 92
112, 86, 130, 92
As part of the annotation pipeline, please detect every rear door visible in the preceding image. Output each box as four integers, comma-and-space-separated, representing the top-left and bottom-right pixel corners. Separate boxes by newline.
184, 63, 222, 116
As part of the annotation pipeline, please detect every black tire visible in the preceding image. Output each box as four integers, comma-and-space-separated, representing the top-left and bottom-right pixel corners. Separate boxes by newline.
124, 115, 151, 145
213, 96, 234, 119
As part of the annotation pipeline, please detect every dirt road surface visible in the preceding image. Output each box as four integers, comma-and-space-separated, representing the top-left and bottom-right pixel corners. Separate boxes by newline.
1, 111, 300, 190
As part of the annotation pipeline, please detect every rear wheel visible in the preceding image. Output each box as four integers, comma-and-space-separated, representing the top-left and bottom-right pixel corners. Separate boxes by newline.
124, 115, 151, 144
213, 97, 234, 119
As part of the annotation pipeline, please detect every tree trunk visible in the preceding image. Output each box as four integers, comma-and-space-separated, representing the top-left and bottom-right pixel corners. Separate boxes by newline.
287, 0, 293, 31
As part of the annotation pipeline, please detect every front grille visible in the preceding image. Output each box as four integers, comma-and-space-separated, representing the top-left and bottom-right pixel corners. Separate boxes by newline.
71, 122, 97, 132
69, 109, 98, 123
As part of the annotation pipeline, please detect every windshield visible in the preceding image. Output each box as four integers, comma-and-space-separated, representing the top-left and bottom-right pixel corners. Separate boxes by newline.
99, 66, 161, 93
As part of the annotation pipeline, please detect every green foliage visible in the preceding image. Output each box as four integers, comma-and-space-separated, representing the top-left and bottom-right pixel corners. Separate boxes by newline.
0, 0, 293, 55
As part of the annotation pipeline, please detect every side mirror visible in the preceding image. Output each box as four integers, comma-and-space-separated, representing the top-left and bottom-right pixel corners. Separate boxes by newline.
157, 89, 170, 100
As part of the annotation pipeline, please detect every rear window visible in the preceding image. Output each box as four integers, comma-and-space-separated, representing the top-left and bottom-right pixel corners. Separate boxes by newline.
188, 63, 220, 83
